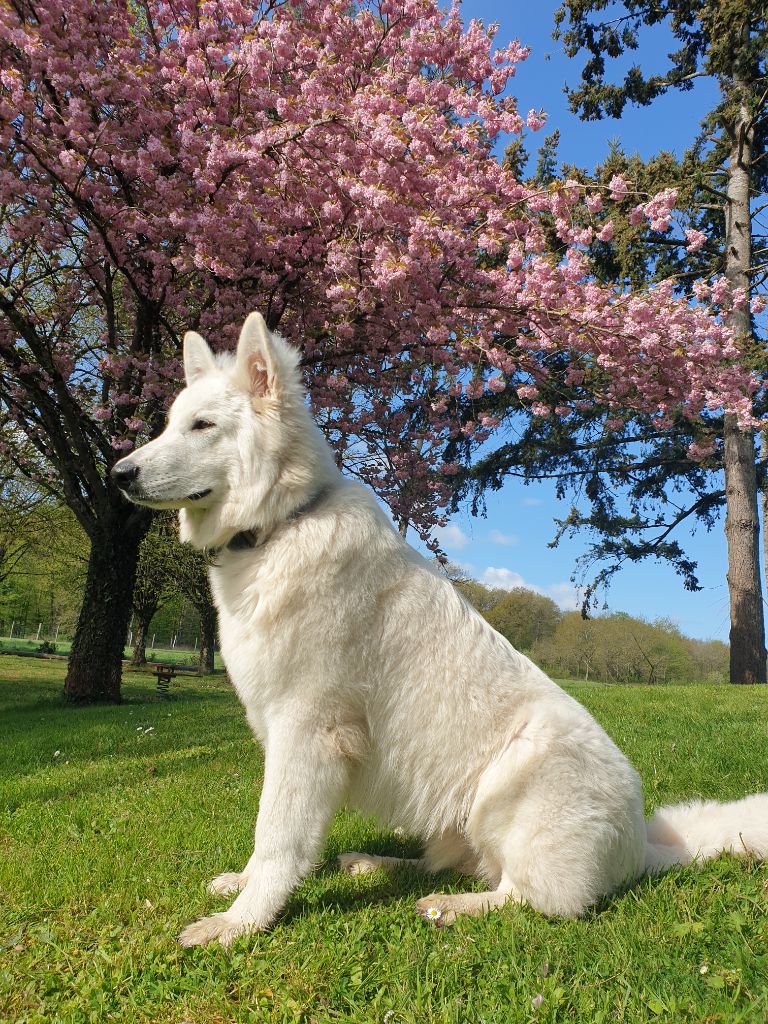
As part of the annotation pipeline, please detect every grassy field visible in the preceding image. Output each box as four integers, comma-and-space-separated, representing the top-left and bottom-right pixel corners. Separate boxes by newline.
0, 637, 224, 670
1, 656, 767, 1024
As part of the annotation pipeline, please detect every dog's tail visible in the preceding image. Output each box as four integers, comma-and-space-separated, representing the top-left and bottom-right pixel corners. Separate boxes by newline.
644, 792, 768, 874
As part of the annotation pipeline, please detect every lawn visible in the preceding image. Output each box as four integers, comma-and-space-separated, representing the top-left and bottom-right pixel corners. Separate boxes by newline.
1, 656, 767, 1024
0, 636, 224, 670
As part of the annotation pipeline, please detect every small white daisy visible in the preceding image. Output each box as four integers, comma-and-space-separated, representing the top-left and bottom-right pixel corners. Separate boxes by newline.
699, 964, 709, 975
424, 906, 442, 921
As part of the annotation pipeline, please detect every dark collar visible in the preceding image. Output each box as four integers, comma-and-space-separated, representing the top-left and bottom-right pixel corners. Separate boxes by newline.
206, 485, 332, 563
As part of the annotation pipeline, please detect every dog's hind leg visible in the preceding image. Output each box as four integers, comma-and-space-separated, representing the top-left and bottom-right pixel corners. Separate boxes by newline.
337, 852, 425, 875
415, 884, 521, 926
415, 721, 648, 927
413, 826, 520, 927
338, 828, 480, 877
412, 827, 521, 926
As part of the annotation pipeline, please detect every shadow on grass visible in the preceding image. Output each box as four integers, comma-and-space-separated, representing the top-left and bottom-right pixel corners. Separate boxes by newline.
2, 680, 234, 719
1, 676, 250, 800
286, 864, 468, 920
288, 860, 679, 927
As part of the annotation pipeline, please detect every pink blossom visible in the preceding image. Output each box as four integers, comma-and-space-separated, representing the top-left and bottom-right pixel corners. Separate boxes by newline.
687, 439, 717, 461
731, 288, 748, 310
586, 193, 603, 214
629, 206, 645, 226
526, 108, 547, 131
597, 221, 614, 242
711, 278, 730, 305
684, 229, 708, 253
608, 175, 629, 200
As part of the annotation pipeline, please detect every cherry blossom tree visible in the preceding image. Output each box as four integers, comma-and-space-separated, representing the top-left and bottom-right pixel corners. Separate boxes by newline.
0, 0, 758, 702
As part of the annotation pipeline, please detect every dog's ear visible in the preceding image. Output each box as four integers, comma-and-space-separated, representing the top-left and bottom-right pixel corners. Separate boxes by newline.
235, 312, 277, 398
183, 331, 216, 385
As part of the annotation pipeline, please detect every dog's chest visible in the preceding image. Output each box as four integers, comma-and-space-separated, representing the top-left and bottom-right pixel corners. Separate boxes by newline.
208, 552, 327, 713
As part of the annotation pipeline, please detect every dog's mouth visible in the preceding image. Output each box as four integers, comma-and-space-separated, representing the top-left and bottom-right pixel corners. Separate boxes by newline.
121, 487, 213, 508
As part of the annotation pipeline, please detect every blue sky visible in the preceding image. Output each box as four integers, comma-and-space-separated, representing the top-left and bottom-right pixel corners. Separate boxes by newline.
423, 1, 734, 642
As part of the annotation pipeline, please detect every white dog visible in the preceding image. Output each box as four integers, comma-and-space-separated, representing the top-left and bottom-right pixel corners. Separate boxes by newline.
113, 312, 768, 947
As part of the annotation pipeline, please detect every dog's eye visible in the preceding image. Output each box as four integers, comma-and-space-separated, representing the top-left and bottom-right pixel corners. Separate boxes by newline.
191, 419, 215, 431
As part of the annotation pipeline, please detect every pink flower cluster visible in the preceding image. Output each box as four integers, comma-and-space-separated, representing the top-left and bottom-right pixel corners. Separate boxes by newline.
684, 229, 708, 254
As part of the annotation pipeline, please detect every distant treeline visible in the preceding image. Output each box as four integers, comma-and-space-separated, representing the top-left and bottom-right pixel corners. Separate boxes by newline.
453, 576, 728, 685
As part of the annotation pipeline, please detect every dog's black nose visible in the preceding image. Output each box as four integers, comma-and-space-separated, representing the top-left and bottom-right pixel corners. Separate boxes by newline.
110, 460, 140, 487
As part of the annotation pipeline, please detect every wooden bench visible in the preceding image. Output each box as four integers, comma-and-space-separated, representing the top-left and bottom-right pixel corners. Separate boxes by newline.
153, 663, 177, 698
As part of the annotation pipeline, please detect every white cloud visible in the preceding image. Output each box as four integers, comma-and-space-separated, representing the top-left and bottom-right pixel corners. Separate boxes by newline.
481, 566, 580, 611
489, 529, 518, 546
547, 582, 581, 611
433, 523, 470, 551
482, 567, 527, 589
522, 497, 543, 506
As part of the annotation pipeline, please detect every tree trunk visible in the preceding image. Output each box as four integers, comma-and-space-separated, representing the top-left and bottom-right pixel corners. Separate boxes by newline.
761, 432, 768, 605
722, 91, 766, 684
64, 506, 150, 703
724, 417, 765, 682
130, 611, 152, 666
197, 599, 217, 675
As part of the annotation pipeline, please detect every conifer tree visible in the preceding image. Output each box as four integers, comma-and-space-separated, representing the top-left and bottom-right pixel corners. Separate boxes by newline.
551, 0, 768, 682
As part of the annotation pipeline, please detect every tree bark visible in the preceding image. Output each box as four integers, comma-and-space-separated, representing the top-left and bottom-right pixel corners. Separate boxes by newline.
761, 432, 768, 607
197, 599, 217, 675
130, 611, 152, 666
722, 89, 766, 684
64, 505, 151, 703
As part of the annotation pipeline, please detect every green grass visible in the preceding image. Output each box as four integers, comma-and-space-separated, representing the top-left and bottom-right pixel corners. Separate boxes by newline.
1, 656, 767, 1024
0, 637, 224, 670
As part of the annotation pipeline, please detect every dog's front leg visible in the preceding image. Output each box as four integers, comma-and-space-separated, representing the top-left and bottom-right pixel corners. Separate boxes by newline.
179, 720, 350, 948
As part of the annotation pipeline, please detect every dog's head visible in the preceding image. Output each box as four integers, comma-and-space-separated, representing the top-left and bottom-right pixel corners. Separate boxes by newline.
112, 312, 330, 549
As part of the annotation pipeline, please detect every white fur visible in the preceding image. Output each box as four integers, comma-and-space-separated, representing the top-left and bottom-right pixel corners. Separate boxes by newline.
114, 313, 768, 947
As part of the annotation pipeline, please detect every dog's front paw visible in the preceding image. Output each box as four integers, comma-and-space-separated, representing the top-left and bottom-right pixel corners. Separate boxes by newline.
178, 912, 258, 948
206, 871, 247, 896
